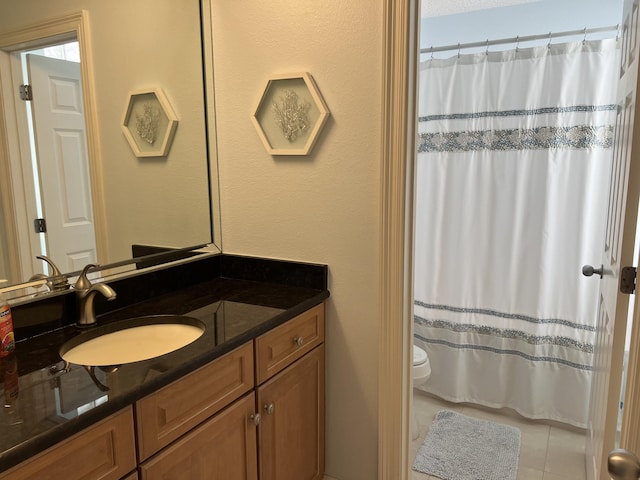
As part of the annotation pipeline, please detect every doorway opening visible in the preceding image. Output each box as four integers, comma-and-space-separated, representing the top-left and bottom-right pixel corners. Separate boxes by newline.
410, 1, 627, 480
19, 40, 97, 271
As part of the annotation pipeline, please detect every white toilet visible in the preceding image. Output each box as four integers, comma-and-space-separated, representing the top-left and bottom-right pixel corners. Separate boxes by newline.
412, 345, 431, 440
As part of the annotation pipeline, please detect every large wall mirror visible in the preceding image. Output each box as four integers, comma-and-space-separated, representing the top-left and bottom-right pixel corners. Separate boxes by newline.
0, 0, 221, 297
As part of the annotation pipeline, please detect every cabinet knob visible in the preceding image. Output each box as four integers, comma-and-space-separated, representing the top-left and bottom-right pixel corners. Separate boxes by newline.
264, 403, 275, 415
250, 413, 261, 426
293, 336, 304, 347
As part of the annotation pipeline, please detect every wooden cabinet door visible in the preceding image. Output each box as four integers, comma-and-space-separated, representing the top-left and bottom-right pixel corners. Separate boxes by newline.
257, 345, 325, 480
0, 408, 136, 480
139, 393, 258, 480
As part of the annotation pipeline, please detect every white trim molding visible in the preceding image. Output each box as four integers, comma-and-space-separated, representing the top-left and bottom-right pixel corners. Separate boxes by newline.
379, 1, 419, 480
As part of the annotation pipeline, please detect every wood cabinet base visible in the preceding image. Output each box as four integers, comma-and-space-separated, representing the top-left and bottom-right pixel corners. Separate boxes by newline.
139, 393, 258, 480
258, 345, 325, 480
0, 408, 136, 480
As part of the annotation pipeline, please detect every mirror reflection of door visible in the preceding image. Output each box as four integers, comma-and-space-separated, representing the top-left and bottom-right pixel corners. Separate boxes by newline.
13, 41, 98, 280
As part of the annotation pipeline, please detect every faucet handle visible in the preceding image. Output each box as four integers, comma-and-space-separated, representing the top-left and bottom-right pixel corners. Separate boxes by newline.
73, 264, 97, 291
28, 273, 51, 292
36, 255, 70, 291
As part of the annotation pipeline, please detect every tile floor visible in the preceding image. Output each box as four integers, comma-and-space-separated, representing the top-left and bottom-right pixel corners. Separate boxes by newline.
410, 391, 587, 480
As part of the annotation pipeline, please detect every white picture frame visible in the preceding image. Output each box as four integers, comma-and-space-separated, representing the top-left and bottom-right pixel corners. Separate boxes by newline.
251, 72, 330, 155
121, 87, 178, 157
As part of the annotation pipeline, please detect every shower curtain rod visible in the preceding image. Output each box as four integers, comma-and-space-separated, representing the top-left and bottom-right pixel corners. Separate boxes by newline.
420, 24, 619, 55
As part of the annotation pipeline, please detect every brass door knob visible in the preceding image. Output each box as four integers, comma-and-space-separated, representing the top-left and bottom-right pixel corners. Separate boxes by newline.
608, 448, 640, 480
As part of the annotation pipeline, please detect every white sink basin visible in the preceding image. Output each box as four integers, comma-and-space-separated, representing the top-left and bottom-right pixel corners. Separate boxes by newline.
60, 315, 205, 366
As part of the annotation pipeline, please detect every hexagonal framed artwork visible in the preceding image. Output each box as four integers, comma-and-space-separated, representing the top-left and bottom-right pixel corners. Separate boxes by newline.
251, 72, 330, 155
121, 87, 178, 157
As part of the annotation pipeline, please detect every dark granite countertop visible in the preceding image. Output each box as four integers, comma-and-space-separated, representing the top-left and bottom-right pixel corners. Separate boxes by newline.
0, 254, 329, 473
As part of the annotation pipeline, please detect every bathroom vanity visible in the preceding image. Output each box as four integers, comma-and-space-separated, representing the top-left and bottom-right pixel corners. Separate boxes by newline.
0, 254, 328, 480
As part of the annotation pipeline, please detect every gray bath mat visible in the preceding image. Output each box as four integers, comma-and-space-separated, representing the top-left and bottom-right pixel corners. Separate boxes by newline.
412, 409, 521, 480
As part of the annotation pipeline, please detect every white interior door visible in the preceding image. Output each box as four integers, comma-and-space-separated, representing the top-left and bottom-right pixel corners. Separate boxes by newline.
26, 54, 97, 273
586, 1, 640, 479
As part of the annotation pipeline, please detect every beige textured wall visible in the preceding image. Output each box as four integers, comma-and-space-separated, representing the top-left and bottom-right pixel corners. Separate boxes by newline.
211, 2, 383, 479
3, 1, 386, 476
0, 0, 211, 265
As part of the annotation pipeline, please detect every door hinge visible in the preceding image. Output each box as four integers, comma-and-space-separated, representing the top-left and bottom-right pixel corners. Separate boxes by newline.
19, 84, 33, 101
34, 218, 46, 233
620, 266, 637, 295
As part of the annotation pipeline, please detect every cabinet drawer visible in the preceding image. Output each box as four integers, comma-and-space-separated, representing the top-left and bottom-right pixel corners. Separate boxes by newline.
0, 407, 136, 480
136, 341, 254, 461
255, 303, 324, 384
139, 393, 258, 480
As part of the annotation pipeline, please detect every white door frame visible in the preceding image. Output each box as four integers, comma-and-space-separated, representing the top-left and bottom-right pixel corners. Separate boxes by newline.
7, 49, 46, 275
379, 4, 640, 480
378, 1, 419, 479
0, 11, 107, 279
0, 62, 23, 284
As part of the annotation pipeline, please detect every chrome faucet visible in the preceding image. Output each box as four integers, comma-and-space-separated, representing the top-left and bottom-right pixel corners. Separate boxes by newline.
73, 264, 116, 326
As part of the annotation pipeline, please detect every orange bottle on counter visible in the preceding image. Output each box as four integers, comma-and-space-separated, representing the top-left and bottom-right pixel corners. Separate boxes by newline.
0, 296, 15, 357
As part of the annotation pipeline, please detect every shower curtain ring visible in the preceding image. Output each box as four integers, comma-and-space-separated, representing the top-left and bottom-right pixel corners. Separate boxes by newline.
457, 43, 461, 58
616, 23, 620, 42
515, 36, 519, 52
430, 46, 434, 61
582, 27, 587, 44
485, 39, 489, 55
547, 32, 552, 49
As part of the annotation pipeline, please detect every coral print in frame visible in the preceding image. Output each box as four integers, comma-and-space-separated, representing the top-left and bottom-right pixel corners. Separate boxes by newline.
252, 72, 330, 155
121, 87, 178, 157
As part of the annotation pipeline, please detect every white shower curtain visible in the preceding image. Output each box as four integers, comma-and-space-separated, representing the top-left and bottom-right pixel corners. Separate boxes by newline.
413, 39, 619, 428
